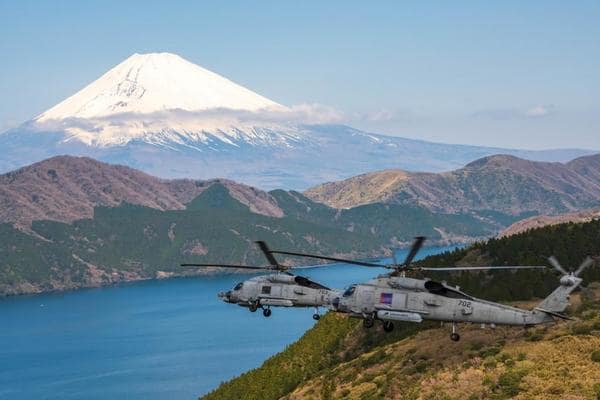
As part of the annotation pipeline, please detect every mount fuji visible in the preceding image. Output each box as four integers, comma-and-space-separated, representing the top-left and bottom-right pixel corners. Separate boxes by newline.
0, 52, 594, 189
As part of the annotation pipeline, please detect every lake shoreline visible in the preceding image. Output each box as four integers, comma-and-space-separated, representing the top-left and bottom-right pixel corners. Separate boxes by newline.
0, 243, 465, 299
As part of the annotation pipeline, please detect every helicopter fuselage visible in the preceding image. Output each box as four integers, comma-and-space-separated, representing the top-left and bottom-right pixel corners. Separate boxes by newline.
219, 273, 340, 314
335, 276, 554, 327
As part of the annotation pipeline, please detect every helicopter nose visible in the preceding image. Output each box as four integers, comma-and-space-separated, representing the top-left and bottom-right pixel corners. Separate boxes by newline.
332, 297, 349, 312
218, 291, 233, 303
332, 297, 341, 310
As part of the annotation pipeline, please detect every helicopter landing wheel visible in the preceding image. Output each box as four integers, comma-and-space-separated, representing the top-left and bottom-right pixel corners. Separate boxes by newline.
263, 308, 272, 317
249, 303, 258, 312
363, 317, 375, 329
312, 307, 321, 321
450, 322, 460, 341
383, 321, 395, 333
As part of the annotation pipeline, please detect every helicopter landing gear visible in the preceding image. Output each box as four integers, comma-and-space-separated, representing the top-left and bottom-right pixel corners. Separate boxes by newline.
263, 307, 272, 317
249, 302, 259, 312
450, 322, 460, 341
363, 317, 375, 328
383, 320, 395, 333
312, 307, 321, 320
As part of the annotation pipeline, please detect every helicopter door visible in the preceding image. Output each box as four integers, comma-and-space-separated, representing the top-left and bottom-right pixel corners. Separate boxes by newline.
268, 285, 282, 298
391, 293, 407, 310
261, 285, 281, 298
359, 288, 375, 312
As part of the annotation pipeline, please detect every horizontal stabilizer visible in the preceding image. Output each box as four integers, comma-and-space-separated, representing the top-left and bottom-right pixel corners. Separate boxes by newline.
534, 307, 574, 321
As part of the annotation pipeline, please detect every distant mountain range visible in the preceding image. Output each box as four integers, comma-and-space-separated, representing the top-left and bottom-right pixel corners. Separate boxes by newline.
1, 154, 599, 296
0, 52, 595, 189
305, 153, 600, 215
0, 156, 501, 296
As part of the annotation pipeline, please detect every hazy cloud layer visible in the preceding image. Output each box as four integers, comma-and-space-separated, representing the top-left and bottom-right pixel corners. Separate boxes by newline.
29, 103, 347, 132
472, 105, 556, 120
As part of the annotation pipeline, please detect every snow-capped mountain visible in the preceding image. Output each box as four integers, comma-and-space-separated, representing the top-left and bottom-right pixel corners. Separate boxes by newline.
32, 52, 294, 148
0, 52, 595, 189
37, 53, 285, 121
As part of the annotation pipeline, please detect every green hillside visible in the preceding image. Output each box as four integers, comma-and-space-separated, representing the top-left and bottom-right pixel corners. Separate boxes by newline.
201, 219, 600, 400
0, 183, 497, 296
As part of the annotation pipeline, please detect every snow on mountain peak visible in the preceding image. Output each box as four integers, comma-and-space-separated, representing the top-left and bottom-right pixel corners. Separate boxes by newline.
36, 52, 286, 121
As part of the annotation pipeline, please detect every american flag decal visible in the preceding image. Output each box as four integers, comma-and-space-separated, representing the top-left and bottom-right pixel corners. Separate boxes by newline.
380, 292, 393, 305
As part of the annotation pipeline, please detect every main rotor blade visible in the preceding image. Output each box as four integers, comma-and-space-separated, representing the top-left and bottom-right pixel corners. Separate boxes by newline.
403, 236, 426, 268
418, 265, 547, 271
180, 263, 270, 270
255, 241, 281, 267
268, 250, 385, 268
574, 257, 594, 276
548, 256, 569, 275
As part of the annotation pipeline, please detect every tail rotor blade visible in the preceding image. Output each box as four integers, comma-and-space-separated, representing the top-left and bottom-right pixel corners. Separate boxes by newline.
574, 257, 594, 276
403, 236, 426, 268
548, 256, 568, 275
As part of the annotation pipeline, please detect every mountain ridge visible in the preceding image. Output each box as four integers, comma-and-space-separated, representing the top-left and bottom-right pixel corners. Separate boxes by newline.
0, 155, 284, 229
0, 155, 521, 297
304, 153, 600, 215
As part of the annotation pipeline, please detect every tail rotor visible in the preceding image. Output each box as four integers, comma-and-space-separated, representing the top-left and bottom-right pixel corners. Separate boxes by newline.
547, 256, 594, 278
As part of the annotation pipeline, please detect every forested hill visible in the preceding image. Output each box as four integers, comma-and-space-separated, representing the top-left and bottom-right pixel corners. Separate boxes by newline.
201, 219, 600, 400
0, 181, 493, 296
0, 156, 517, 296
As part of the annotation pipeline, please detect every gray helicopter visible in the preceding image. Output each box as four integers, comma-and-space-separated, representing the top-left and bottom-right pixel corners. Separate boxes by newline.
269, 237, 594, 341
181, 241, 339, 320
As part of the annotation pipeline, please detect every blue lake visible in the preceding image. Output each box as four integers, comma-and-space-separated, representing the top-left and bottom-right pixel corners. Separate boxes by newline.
0, 246, 456, 400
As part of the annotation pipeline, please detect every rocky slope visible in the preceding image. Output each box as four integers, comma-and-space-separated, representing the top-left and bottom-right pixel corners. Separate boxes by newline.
499, 208, 600, 238
305, 153, 600, 216
284, 313, 600, 400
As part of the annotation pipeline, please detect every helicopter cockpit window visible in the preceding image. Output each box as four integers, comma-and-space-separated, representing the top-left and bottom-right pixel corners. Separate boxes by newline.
261, 285, 272, 294
343, 285, 356, 297
233, 282, 243, 291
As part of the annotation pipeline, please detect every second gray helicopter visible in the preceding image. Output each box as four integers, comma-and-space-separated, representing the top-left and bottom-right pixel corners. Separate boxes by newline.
269, 237, 593, 341
182, 241, 339, 320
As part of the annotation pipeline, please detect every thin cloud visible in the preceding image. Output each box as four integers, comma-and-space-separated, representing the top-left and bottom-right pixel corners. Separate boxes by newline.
351, 108, 412, 123
472, 105, 556, 120
31, 103, 345, 130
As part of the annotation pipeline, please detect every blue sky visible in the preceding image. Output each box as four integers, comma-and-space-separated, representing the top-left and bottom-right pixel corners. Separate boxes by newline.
1, 1, 598, 149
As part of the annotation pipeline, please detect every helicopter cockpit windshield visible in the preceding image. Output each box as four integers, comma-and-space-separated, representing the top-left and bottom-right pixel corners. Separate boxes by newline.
233, 282, 244, 291
343, 285, 356, 297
